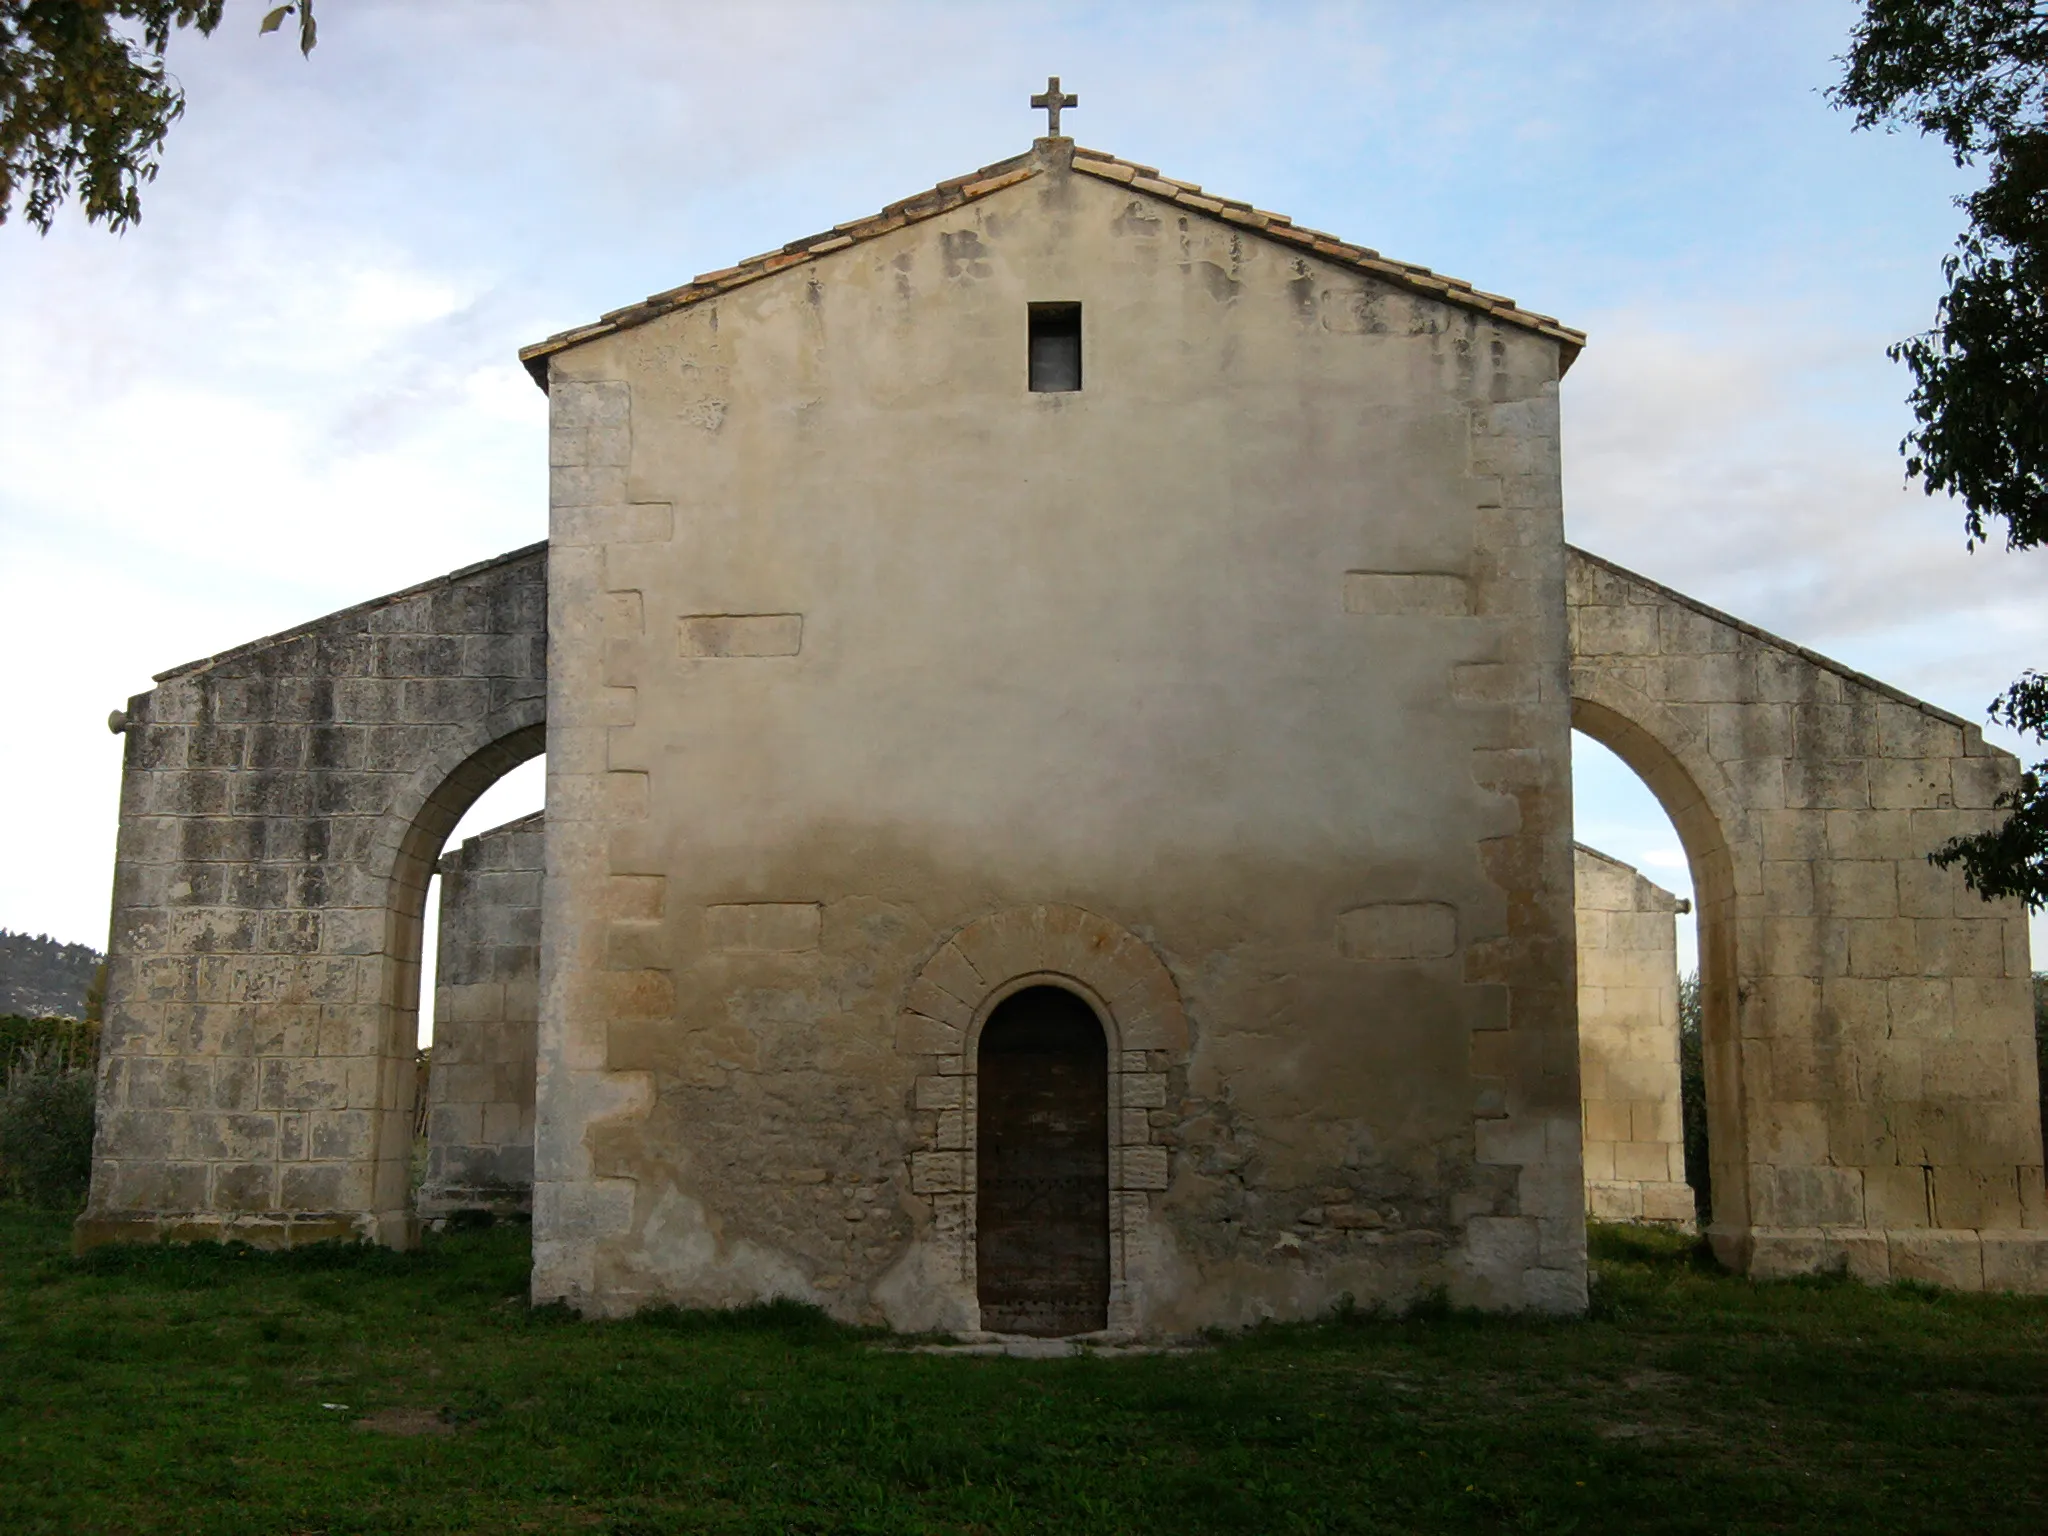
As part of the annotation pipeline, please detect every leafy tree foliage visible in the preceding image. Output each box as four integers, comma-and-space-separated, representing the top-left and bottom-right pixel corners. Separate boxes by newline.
0, 0, 314, 234
1936, 672, 2048, 907
1834, 2, 2048, 908
0, 1013, 100, 1071
2035, 971, 2047, 1163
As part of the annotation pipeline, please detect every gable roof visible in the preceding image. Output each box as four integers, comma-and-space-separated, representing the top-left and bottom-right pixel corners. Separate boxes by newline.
1065, 148, 1584, 366
517, 141, 1585, 388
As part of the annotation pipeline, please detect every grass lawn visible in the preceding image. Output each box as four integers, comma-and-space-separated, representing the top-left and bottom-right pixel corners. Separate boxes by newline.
3, 1207, 2045, 1534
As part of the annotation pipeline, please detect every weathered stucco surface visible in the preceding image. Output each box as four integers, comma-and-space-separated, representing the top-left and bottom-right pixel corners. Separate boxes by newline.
1574, 844, 1694, 1227
534, 138, 1584, 1328
1568, 548, 2045, 1289
420, 812, 543, 1218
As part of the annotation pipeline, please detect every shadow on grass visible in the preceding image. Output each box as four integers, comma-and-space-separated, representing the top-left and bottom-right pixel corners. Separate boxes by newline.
1587, 1220, 1718, 1272
10, 1203, 2048, 1534
633, 1294, 877, 1344
22, 1205, 2035, 1332
31, 1209, 872, 1345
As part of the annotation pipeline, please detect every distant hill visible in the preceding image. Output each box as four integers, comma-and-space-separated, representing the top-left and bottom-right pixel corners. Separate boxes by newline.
0, 930, 103, 1019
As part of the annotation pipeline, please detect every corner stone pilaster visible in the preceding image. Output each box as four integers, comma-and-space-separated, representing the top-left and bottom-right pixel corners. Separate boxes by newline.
531, 373, 658, 1309
1452, 384, 1587, 1314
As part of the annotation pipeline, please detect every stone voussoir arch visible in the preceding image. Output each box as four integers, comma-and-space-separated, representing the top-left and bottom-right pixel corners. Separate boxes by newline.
1567, 678, 1757, 1248
1565, 544, 2046, 1291
79, 543, 549, 1253
372, 705, 548, 928
899, 904, 1187, 1333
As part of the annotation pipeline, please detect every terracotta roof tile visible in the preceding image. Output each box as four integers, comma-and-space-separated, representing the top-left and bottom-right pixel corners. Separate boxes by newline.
518, 149, 1041, 384
1081, 142, 1589, 364
962, 166, 1037, 198
519, 142, 1584, 386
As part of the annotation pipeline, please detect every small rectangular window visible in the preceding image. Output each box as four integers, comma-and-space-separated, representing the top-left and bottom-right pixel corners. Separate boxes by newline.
1028, 303, 1082, 393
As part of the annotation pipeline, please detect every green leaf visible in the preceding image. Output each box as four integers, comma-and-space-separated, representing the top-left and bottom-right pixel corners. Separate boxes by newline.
259, 6, 294, 37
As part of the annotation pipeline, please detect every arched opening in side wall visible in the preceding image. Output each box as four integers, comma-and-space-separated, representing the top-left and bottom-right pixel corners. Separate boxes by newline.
1572, 734, 1705, 1229
1571, 702, 1747, 1247
368, 722, 545, 1230
414, 754, 546, 1221
975, 985, 1111, 1337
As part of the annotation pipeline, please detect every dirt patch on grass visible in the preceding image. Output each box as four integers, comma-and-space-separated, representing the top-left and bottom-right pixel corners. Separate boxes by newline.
1596, 1420, 1702, 1443
355, 1407, 464, 1437
1622, 1368, 1685, 1392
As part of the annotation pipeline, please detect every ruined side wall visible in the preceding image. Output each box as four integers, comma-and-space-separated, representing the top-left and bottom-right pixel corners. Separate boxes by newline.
1575, 845, 1693, 1227
1567, 547, 2043, 1289
536, 141, 1582, 1328
420, 812, 543, 1217
81, 547, 546, 1248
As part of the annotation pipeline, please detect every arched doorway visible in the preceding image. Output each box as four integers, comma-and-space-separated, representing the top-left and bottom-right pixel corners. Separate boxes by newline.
415, 760, 546, 1220
372, 722, 545, 1229
975, 985, 1110, 1336
1570, 695, 1749, 1256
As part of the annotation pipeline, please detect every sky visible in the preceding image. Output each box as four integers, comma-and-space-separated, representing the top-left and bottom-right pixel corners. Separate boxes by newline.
2, 0, 2043, 995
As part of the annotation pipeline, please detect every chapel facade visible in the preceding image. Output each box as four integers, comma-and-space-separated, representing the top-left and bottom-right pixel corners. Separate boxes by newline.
78, 123, 2048, 1332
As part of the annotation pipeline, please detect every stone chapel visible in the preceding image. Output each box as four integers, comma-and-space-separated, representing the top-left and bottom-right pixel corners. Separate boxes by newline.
80, 107, 2048, 1334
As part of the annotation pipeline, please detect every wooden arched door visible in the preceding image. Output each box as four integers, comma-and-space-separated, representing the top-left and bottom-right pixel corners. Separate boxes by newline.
975, 986, 1110, 1335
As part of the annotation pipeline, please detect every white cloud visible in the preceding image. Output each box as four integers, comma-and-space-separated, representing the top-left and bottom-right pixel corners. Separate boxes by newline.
3, 0, 2040, 977
1563, 307, 2048, 743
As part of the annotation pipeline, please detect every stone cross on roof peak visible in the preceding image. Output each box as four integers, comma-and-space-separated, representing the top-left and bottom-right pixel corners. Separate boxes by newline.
1031, 76, 1077, 137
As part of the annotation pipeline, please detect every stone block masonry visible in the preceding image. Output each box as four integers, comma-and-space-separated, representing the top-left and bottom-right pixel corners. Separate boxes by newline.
77, 533, 2048, 1293
1567, 546, 2043, 1287
77, 539, 2047, 1295
419, 812, 543, 1219
78, 545, 546, 1250
530, 143, 1590, 1329
1575, 845, 1695, 1227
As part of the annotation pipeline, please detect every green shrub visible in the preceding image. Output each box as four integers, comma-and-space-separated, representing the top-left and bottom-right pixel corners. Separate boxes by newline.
0, 1043, 97, 1209
1677, 970, 1711, 1223
2035, 972, 2046, 1167
0, 1014, 100, 1071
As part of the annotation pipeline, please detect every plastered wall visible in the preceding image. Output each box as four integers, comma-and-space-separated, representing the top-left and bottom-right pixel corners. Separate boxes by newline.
535, 140, 1584, 1327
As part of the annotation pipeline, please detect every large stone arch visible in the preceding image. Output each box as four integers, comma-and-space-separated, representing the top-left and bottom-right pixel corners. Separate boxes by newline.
1567, 546, 2045, 1288
1570, 686, 1752, 1248
78, 545, 547, 1250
